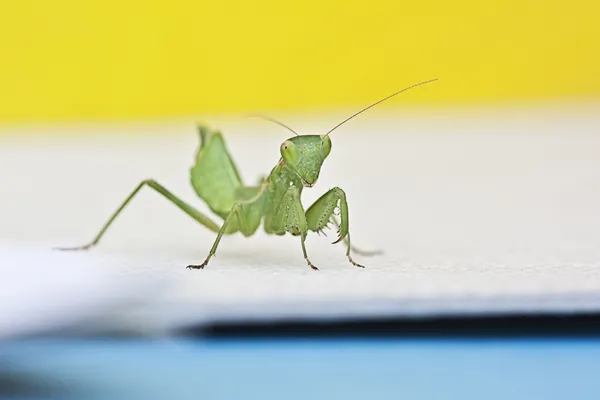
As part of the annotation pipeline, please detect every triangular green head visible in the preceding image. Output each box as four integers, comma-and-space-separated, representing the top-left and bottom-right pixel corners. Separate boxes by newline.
279, 134, 332, 187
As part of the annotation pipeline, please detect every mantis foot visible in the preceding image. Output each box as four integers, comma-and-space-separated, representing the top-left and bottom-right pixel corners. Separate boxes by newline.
186, 260, 208, 270
305, 257, 319, 271
348, 255, 365, 268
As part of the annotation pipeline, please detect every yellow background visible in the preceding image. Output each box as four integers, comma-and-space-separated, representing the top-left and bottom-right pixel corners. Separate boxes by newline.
1, 1, 598, 122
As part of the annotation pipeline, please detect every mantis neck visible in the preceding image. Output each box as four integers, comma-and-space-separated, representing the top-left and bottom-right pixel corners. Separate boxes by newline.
268, 161, 305, 195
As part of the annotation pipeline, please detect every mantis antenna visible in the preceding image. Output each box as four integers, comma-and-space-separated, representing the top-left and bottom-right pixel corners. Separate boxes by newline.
248, 113, 299, 136
324, 78, 438, 137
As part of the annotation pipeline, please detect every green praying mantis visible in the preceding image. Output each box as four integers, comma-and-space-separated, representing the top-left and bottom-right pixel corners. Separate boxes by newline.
58, 78, 437, 270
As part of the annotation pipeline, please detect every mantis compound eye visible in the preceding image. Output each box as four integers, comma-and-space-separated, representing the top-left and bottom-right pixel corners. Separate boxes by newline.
280, 140, 300, 165
320, 135, 332, 159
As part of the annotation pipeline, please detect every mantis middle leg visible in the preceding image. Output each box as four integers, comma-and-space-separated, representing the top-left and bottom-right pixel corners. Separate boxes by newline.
266, 184, 319, 270
187, 182, 269, 269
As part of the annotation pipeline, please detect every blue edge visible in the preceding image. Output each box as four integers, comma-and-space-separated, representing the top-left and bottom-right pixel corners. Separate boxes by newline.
1, 336, 600, 399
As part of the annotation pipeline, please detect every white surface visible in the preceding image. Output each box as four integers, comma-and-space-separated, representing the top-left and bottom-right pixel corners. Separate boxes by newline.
1, 105, 600, 335
0, 241, 163, 338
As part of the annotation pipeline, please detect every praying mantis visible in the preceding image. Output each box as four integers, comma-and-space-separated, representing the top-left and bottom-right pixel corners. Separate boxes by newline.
58, 79, 437, 270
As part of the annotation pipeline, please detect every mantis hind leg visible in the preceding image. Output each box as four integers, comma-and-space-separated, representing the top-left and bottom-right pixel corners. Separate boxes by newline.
305, 187, 365, 268
56, 179, 220, 251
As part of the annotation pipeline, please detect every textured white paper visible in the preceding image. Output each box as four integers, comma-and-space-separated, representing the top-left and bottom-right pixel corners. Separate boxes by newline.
1, 105, 599, 336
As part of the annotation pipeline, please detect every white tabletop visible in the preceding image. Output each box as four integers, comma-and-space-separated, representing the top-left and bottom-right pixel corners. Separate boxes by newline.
1, 104, 599, 337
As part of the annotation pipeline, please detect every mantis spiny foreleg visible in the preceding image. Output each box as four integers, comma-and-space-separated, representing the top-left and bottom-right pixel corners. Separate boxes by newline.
305, 187, 364, 268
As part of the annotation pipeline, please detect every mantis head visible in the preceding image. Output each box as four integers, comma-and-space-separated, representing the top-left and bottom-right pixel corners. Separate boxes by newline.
280, 134, 331, 187
253, 78, 438, 187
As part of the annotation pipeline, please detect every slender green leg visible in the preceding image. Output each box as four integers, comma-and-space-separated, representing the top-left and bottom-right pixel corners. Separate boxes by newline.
268, 183, 318, 271
331, 216, 383, 257
56, 179, 220, 251
187, 203, 242, 269
187, 181, 269, 269
300, 234, 319, 271
342, 231, 365, 268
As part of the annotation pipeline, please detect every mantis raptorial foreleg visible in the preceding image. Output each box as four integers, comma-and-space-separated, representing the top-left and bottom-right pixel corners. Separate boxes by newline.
268, 184, 319, 270
305, 187, 364, 268
56, 179, 220, 251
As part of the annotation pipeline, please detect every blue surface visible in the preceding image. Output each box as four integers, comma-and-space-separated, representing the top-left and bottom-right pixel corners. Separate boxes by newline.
2, 338, 600, 399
